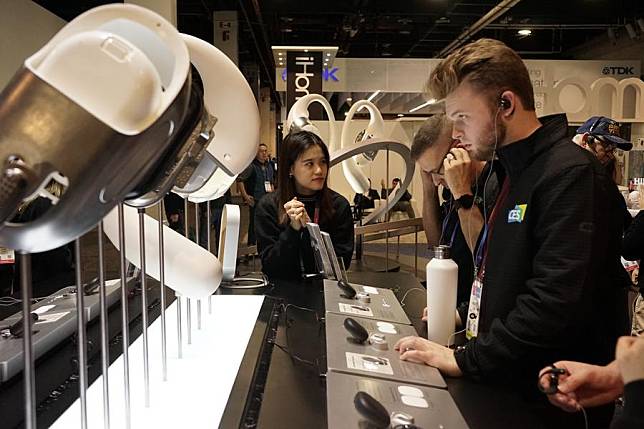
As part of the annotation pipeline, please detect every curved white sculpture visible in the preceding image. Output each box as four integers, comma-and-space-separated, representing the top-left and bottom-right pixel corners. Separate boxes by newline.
341, 99, 385, 165
103, 205, 222, 299
285, 94, 370, 193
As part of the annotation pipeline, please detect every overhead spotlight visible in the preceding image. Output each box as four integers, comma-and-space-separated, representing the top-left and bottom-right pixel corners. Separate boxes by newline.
346, 97, 353, 102
625, 23, 637, 40
517, 29, 532, 36
397, 113, 404, 117
326, 53, 331, 57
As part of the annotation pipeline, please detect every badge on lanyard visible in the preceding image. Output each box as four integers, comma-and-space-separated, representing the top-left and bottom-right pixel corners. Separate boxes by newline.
465, 274, 484, 339
264, 181, 273, 193
0, 247, 15, 265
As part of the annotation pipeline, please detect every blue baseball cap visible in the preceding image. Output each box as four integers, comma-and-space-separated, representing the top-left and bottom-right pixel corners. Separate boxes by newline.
576, 116, 633, 151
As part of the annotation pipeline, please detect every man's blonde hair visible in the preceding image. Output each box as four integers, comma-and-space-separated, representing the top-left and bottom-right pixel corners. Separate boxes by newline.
427, 38, 535, 111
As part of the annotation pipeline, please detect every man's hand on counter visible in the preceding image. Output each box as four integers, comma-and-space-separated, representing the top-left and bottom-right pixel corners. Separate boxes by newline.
394, 336, 463, 377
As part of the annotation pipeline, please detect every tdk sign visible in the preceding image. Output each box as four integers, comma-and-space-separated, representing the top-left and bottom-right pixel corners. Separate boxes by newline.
602, 66, 635, 75
282, 67, 339, 82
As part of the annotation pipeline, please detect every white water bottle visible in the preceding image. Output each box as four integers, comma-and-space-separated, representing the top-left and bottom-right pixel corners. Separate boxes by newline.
426, 245, 458, 346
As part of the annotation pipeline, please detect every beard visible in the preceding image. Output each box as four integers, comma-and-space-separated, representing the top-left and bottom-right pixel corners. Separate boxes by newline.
470, 117, 506, 161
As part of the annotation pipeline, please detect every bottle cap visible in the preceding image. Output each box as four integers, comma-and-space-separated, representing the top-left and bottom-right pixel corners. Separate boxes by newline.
432, 245, 451, 259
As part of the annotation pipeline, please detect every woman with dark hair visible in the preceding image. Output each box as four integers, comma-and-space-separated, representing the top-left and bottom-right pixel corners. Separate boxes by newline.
254, 131, 354, 281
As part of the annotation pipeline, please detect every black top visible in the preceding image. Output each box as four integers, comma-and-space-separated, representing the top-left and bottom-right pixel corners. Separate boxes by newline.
623, 211, 644, 293
254, 190, 354, 281
610, 380, 644, 429
454, 114, 628, 393
353, 189, 380, 211
381, 187, 412, 202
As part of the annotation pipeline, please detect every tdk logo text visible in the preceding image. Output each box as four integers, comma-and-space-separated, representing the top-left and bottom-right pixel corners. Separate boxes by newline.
282, 67, 339, 82
602, 66, 635, 75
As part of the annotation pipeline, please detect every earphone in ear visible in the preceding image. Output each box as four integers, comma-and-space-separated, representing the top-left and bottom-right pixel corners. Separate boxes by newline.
499, 97, 511, 110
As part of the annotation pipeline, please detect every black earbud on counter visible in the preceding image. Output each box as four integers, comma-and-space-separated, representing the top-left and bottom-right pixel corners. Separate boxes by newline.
354, 391, 422, 429
1, 312, 39, 338
354, 391, 391, 429
344, 317, 369, 344
337, 279, 357, 299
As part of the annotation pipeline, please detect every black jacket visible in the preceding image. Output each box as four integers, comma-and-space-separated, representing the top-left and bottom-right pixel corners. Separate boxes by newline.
623, 211, 644, 292
454, 114, 628, 391
255, 190, 354, 281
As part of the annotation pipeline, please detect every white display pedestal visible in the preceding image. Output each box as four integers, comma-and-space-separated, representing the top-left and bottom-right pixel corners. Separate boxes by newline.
51, 295, 264, 428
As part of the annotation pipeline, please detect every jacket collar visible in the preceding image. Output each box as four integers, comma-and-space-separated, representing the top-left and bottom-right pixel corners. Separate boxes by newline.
496, 114, 569, 182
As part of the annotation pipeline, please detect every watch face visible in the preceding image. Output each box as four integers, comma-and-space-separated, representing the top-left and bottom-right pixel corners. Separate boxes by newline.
457, 194, 474, 209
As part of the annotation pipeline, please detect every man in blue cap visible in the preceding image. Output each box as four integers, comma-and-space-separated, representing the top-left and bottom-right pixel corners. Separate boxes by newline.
574, 116, 633, 184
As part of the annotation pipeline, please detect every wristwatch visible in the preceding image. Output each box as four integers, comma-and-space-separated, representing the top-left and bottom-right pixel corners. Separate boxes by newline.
454, 194, 475, 209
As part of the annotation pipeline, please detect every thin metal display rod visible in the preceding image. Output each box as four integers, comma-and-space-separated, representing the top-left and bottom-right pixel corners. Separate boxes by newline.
185, 199, 192, 345
207, 201, 212, 314
137, 209, 150, 407
74, 238, 89, 429
117, 203, 131, 429
158, 201, 168, 380
97, 223, 111, 429
386, 148, 390, 272
19, 252, 36, 429
195, 202, 202, 330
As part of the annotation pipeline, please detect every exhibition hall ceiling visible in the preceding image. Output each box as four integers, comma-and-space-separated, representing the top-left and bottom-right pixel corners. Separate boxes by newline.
34, 0, 644, 112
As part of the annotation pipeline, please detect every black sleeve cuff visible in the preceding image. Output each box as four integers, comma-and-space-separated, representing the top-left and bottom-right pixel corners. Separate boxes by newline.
453, 340, 479, 377
622, 380, 644, 421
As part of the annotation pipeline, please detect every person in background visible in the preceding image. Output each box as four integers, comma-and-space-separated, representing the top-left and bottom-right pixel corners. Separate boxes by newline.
380, 177, 415, 218
238, 143, 275, 245
164, 192, 185, 235
411, 113, 501, 317
573, 116, 632, 186
539, 336, 644, 429
254, 131, 354, 281
353, 178, 380, 215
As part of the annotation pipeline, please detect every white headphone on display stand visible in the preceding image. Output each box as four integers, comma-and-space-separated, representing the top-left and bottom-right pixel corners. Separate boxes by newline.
341, 99, 385, 165
104, 32, 263, 299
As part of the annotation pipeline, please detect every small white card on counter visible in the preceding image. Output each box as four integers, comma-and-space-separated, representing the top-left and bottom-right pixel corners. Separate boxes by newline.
345, 352, 394, 375
362, 286, 379, 295
338, 303, 373, 316
35, 312, 69, 324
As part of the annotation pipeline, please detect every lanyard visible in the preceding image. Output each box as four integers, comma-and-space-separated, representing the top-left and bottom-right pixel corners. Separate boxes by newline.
313, 205, 320, 224
441, 207, 459, 248
474, 178, 511, 275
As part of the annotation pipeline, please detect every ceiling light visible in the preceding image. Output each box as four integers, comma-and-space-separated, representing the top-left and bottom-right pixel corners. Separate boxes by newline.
278, 52, 283, 56
397, 114, 404, 117
346, 97, 352, 102
304, 49, 309, 52
366, 90, 381, 102
409, 98, 436, 113
326, 53, 331, 57
517, 29, 532, 36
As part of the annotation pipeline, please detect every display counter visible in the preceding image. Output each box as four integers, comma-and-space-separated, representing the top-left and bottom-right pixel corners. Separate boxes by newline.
219, 271, 551, 429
